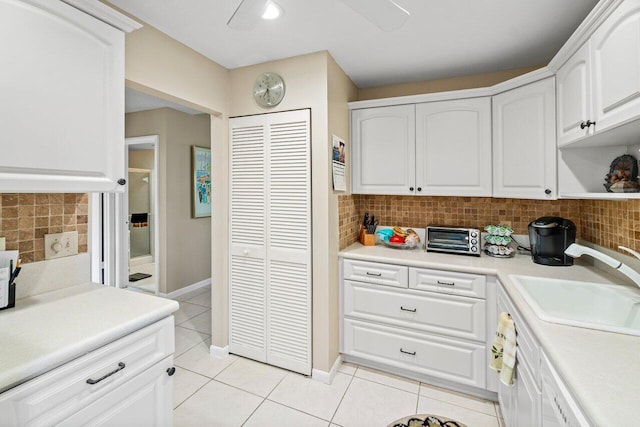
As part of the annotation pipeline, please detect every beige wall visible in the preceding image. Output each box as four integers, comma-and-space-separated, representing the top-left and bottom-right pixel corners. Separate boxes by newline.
358, 66, 542, 100
125, 109, 211, 294
326, 56, 358, 369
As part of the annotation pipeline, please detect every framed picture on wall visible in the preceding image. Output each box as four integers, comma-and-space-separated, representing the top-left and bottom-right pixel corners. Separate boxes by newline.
192, 145, 211, 218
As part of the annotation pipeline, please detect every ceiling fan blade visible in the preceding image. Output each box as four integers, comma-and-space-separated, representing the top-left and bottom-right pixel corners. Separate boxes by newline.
339, 0, 410, 31
227, 0, 269, 30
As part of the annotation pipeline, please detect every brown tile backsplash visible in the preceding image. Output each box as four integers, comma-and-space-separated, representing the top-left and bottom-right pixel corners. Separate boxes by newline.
0, 193, 89, 263
338, 194, 640, 254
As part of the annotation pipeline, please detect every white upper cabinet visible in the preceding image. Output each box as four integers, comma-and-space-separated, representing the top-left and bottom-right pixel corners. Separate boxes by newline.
556, 0, 640, 148
591, 0, 640, 133
0, 0, 130, 192
415, 98, 492, 196
557, 43, 592, 146
351, 105, 416, 195
493, 78, 557, 199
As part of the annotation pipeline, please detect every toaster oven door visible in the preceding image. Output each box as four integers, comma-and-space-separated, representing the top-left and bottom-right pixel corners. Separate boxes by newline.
427, 228, 470, 252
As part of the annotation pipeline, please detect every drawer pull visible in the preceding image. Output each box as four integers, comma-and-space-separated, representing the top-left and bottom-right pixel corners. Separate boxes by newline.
437, 280, 455, 286
400, 306, 417, 313
400, 348, 416, 356
366, 272, 382, 277
86, 362, 126, 385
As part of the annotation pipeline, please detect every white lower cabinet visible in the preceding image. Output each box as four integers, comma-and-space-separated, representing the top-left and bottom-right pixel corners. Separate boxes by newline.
341, 258, 491, 392
0, 317, 175, 427
497, 282, 541, 427
540, 352, 590, 427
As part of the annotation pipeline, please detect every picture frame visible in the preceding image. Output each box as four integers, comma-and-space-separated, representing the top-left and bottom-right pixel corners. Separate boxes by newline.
191, 145, 211, 218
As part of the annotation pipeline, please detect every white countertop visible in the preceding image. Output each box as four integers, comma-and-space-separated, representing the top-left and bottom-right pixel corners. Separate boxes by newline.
0, 283, 179, 394
340, 243, 640, 426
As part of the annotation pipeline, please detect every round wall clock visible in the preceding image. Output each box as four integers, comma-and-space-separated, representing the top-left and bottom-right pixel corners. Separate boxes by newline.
253, 72, 285, 107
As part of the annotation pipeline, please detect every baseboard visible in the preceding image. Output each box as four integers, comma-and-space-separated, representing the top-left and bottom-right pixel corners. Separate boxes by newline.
210, 345, 229, 359
159, 278, 211, 299
311, 354, 342, 384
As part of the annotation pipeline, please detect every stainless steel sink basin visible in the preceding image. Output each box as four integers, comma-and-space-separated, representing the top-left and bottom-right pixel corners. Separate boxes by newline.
509, 275, 640, 336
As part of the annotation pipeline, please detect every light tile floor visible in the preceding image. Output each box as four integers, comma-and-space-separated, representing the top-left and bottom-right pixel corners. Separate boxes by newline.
169, 285, 504, 427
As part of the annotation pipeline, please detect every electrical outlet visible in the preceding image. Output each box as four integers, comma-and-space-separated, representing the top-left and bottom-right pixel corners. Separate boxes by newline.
44, 231, 78, 260
0, 237, 5, 251
499, 220, 512, 228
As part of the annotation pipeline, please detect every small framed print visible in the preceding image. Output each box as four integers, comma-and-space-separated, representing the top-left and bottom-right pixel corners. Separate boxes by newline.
192, 146, 211, 218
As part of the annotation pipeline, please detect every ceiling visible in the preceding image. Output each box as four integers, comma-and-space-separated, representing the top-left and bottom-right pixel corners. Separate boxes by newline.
125, 87, 204, 115
110, 0, 598, 88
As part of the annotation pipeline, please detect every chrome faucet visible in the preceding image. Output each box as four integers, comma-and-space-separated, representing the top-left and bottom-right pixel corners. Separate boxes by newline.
564, 243, 640, 289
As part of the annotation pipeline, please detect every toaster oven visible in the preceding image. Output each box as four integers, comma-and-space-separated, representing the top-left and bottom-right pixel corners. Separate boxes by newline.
425, 226, 480, 256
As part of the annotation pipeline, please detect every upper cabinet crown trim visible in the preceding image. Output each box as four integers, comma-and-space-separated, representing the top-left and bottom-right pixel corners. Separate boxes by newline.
62, 0, 142, 33
349, 68, 553, 110
548, 0, 624, 72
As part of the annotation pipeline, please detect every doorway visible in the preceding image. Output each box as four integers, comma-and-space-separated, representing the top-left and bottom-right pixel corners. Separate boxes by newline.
126, 136, 159, 294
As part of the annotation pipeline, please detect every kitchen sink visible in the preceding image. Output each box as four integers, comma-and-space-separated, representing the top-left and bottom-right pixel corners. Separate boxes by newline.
509, 275, 640, 336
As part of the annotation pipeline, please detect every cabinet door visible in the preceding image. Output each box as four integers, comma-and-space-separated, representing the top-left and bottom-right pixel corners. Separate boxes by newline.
515, 359, 542, 427
493, 78, 556, 199
591, 0, 640, 133
415, 98, 492, 196
351, 105, 416, 195
556, 42, 592, 146
59, 356, 173, 427
0, 0, 126, 192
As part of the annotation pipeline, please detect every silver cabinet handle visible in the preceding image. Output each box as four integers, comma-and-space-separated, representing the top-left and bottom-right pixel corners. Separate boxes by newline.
366, 272, 382, 277
87, 362, 126, 385
437, 280, 455, 286
400, 348, 416, 356
400, 306, 417, 312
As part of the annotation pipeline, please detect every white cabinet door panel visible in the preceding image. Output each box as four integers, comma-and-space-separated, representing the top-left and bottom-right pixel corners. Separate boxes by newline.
515, 359, 542, 427
493, 78, 556, 199
591, 0, 640, 132
556, 42, 592, 146
416, 98, 492, 196
351, 105, 415, 195
59, 356, 173, 427
0, 0, 125, 192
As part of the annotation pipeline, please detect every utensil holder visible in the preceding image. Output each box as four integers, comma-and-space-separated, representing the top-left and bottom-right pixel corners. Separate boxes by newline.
359, 226, 375, 246
0, 282, 16, 311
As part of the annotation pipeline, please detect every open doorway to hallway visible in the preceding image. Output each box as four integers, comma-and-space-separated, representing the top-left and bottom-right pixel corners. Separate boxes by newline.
126, 136, 159, 294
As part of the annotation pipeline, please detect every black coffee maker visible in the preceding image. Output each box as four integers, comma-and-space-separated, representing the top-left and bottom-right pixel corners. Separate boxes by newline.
528, 217, 576, 266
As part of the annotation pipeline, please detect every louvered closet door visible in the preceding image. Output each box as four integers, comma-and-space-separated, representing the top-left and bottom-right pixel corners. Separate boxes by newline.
229, 118, 268, 363
266, 110, 311, 375
229, 110, 311, 375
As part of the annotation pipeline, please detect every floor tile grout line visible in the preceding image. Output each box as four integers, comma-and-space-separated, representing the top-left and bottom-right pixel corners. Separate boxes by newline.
354, 373, 420, 395
240, 395, 268, 426
261, 397, 333, 425
328, 371, 357, 424
173, 377, 213, 411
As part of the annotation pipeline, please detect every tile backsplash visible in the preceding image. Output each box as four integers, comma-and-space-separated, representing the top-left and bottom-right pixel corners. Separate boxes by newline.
339, 194, 640, 253
0, 193, 89, 263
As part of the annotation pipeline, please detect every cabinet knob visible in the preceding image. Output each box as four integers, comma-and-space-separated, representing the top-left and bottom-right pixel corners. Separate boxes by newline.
580, 120, 596, 129
545, 189, 552, 195
409, 187, 414, 192
167, 367, 176, 376
243, 249, 249, 255
117, 178, 127, 185
417, 187, 422, 192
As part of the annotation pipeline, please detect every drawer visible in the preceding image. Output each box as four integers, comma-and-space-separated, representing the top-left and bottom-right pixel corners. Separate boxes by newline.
409, 268, 486, 298
343, 318, 486, 389
344, 280, 486, 341
343, 259, 408, 288
497, 283, 540, 383
0, 316, 174, 427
